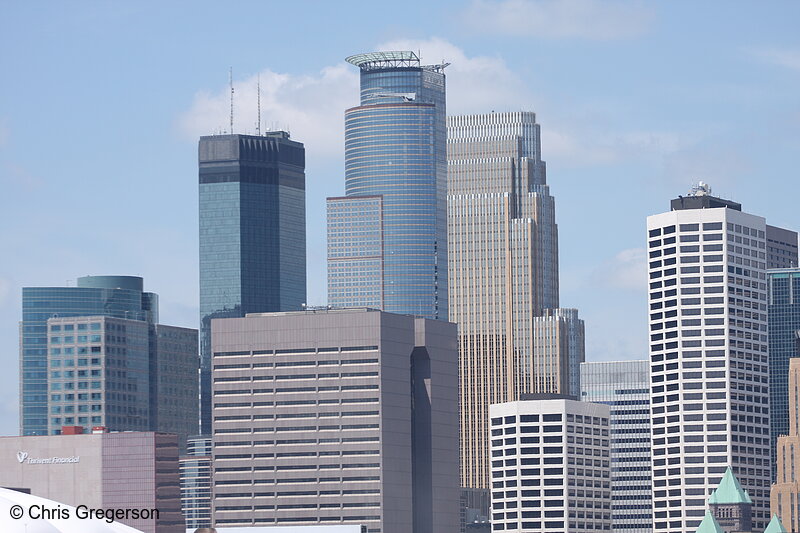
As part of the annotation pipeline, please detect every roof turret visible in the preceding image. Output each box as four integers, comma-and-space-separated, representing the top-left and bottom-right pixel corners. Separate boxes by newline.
708, 467, 753, 505
763, 514, 788, 533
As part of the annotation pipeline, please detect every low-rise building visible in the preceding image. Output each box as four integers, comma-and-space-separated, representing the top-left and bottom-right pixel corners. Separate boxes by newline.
489, 394, 611, 532
0, 430, 182, 533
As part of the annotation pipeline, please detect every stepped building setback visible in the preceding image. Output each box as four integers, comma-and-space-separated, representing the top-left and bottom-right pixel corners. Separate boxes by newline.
447, 111, 585, 517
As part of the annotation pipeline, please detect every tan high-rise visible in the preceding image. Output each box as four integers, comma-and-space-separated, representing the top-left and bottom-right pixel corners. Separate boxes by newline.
447, 112, 584, 493
771, 356, 800, 530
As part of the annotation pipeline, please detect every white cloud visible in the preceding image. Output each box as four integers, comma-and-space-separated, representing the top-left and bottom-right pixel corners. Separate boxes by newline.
748, 46, 800, 71
178, 38, 680, 173
0, 278, 9, 306
1, 162, 44, 190
376, 37, 531, 114
461, 0, 654, 40
178, 38, 538, 154
542, 127, 686, 168
178, 64, 358, 158
590, 248, 647, 291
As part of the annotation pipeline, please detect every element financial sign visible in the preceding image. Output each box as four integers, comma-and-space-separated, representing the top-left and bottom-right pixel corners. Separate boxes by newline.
16, 451, 80, 465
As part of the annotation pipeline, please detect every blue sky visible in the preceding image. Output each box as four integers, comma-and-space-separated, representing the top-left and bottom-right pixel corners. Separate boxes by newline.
1, 1, 798, 436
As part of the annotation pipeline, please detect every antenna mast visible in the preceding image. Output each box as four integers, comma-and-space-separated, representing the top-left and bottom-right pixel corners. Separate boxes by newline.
229, 67, 234, 134
257, 74, 262, 136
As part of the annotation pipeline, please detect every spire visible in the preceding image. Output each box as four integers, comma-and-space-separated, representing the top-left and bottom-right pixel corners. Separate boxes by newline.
764, 514, 789, 533
708, 466, 753, 505
694, 510, 725, 533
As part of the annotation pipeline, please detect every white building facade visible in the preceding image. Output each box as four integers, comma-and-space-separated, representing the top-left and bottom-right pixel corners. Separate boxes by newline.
647, 188, 770, 531
489, 396, 611, 532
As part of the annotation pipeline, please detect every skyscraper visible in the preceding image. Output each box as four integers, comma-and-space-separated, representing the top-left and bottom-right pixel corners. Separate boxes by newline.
647, 184, 771, 531
21, 275, 158, 436
447, 112, 585, 493
199, 132, 306, 434
209, 308, 459, 532
327, 51, 448, 320
768, 267, 800, 482
580, 360, 652, 533
21, 276, 198, 447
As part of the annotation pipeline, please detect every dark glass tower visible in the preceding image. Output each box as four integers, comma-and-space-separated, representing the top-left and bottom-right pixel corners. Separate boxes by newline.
198, 132, 306, 433
768, 267, 800, 482
327, 51, 448, 320
20, 275, 158, 435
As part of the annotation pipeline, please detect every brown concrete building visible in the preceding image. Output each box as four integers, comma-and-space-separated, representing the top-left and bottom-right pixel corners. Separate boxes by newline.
772, 356, 800, 531
0, 431, 183, 533
210, 308, 459, 533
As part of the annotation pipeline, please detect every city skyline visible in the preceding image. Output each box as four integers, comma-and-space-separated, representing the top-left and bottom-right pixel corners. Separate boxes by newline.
1, 1, 799, 440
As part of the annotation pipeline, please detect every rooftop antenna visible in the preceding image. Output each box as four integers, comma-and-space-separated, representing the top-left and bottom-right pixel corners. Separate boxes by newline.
229, 67, 234, 134
256, 74, 262, 136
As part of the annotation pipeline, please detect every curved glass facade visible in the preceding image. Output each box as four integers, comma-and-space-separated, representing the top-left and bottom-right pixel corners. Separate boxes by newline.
329, 54, 447, 320
20, 276, 157, 435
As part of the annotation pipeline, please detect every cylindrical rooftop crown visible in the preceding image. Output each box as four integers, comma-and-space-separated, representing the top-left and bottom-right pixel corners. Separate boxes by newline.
345, 51, 420, 70
76, 275, 143, 291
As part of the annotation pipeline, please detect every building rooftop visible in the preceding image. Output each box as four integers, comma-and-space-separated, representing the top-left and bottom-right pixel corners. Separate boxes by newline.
708, 467, 753, 505
670, 182, 742, 212
764, 514, 789, 533
694, 510, 725, 533
518, 393, 578, 401
345, 50, 449, 72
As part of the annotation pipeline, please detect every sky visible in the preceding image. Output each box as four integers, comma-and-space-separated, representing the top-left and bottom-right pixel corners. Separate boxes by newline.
1, 1, 799, 436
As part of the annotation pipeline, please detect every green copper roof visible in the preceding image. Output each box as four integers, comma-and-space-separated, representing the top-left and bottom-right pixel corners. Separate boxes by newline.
694, 510, 725, 533
708, 466, 753, 504
764, 514, 788, 533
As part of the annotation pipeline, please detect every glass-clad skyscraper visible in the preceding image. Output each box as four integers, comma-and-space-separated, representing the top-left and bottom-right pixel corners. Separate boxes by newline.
768, 267, 800, 482
21, 276, 198, 447
581, 360, 652, 533
328, 51, 448, 320
21, 275, 157, 435
199, 132, 306, 434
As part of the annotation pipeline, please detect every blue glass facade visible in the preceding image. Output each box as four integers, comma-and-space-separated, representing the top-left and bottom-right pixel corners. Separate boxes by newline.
580, 361, 652, 533
768, 268, 800, 481
199, 132, 306, 434
20, 275, 157, 435
328, 52, 448, 320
